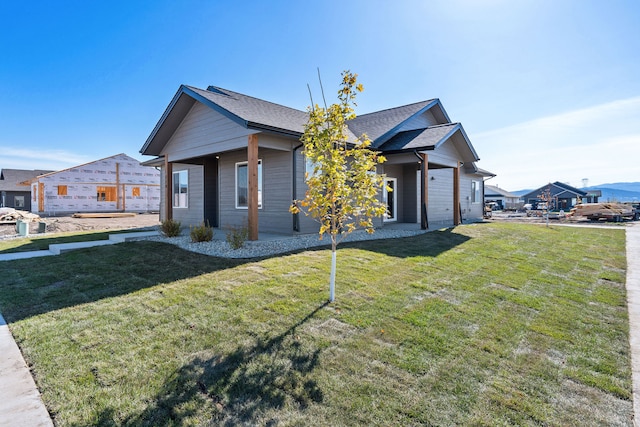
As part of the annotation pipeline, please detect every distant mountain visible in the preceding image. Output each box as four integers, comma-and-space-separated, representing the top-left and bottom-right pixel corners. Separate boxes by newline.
512, 182, 640, 203
587, 182, 640, 193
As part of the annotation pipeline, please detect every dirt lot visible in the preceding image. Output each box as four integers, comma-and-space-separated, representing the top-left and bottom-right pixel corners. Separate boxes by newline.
0, 213, 160, 238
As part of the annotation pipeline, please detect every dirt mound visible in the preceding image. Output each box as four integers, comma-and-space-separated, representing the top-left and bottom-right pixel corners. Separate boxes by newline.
0, 213, 160, 238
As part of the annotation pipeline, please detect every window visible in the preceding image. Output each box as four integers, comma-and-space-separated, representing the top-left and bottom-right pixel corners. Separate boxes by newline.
305, 156, 320, 180
173, 170, 188, 208
57, 185, 68, 196
132, 187, 141, 197
236, 160, 262, 209
14, 196, 25, 208
97, 186, 117, 202
471, 180, 481, 203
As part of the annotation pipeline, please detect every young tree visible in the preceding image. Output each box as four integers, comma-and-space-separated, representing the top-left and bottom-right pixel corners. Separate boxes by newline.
290, 71, 389, 302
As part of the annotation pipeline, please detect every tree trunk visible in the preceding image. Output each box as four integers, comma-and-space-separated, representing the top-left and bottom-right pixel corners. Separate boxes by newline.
329, 238, 337, 302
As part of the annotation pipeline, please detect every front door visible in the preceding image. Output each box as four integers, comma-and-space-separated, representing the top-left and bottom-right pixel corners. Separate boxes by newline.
384, 178, 397, 222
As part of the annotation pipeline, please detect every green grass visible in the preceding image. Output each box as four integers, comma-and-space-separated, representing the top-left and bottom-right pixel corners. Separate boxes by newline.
0, 222, 632, 426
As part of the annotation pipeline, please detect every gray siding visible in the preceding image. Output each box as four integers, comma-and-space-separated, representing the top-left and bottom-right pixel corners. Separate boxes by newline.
218, 148, 295, 235
427, 169, 454, 226
163, 103, 253, 162
397, 110, 438, 131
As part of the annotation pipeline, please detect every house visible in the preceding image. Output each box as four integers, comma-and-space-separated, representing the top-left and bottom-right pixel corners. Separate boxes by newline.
521, 181, 598, 211
0, 169, 53, 211
30, 154, 161, 215
140, 85, 493, 240
484, 185, 522, 210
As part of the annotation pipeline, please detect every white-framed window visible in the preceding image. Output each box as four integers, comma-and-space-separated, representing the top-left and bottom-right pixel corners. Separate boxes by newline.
471, 180, 481, 203
305, 155, 320, 180
236, 160, 262, 209
173, 170, 188, 208
383, 177, 397, 222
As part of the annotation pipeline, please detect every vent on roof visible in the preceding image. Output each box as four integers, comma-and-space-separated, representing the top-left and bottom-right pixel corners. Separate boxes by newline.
206, 86, 229, 96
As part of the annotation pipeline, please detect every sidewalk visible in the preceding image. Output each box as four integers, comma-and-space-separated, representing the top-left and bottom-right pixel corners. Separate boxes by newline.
625, 223, 640, 426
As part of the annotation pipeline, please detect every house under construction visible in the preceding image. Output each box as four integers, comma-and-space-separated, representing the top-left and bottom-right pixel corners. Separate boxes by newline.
30, 153, 160, 215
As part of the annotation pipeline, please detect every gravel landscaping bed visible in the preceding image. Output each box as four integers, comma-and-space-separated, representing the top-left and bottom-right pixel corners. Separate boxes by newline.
141, 228, 427, 259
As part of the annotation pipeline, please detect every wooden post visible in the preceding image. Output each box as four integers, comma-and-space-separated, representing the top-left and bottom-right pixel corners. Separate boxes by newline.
247, 134, 259, 240
116, 162, 121, 211
165, 157, 173, 221
453, 162, 461, 225
421, 153, 429, 229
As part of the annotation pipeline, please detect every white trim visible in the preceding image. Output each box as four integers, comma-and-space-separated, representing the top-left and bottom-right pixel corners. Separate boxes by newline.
172, 170, 188, 208
235, 159, 263, 210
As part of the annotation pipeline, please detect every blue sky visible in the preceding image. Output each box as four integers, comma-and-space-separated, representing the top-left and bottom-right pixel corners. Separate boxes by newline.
1, 0, 639, 191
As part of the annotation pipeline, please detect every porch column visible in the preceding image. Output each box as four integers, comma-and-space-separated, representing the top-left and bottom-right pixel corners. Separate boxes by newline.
165, 157, 173, 221
247, 134, 259, 241
421, 153, 429, 229
453, 161, 461, 225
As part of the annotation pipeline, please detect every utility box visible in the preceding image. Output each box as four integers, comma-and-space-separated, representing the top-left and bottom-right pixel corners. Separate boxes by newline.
16, 219, 29, 237
38, 222, 47, 233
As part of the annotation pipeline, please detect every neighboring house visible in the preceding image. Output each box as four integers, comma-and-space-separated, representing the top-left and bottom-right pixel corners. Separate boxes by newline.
0, 168, 53, 211
31, 154, 161, 215
140, 85, 494, 240
484, 185, 522, 210
521, 181, 598, 211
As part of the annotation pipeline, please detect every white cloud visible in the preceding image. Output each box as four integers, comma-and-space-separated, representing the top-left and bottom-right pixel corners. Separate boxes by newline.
0, 147, 92, 171
473, 97, 640, 190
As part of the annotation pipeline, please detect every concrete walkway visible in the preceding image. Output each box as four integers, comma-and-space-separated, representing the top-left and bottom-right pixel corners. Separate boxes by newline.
0, 230, 158, 262
0, 314, 53, 427
626, 223, 640, 426
0, 225, 640, 425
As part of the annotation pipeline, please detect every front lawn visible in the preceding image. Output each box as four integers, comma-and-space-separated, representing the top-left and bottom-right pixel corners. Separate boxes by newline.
0, 223, 632, 426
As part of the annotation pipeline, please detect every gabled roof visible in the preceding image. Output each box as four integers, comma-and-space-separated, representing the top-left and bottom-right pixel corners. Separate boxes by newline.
347, 99, 448, 147
378, 123, 459, 152
521, 181, 587, 199
378, 122, 480, 163
141, 85, 312, 156
0, 169, 53, 191
485, 185, 519, 198
140, 84, 482, 167
34, 154, 141, 180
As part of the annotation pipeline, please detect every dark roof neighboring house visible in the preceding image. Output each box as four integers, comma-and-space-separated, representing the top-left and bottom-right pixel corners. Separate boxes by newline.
521, 181, 587, 200
0, 169, 53, 192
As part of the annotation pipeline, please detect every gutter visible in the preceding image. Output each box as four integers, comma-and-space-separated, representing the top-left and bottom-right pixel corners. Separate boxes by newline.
292, 143, 304, 231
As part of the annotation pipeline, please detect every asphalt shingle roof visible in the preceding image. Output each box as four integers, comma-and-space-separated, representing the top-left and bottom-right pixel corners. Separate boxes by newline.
347, 100, 435, 146
378, 123, 460, 152
0, 169, 52, 192
187, 86, 310, 135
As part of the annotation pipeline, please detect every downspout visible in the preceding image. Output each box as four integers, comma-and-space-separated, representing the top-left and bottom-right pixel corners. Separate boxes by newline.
292, 143, 304, 232
413, 151, 428, 229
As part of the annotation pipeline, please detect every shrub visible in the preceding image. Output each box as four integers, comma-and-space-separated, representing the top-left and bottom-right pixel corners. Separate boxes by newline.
160, 219, 181, 237
190, 221, 214, 242
226, 223, 249, 249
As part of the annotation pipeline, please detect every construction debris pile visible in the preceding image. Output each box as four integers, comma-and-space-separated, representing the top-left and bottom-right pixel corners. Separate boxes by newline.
571, 203, 637, 222
0, 208, 41, 223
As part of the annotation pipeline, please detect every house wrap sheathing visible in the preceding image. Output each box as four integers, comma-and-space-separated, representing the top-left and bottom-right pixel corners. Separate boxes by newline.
31, 153, 160, 215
